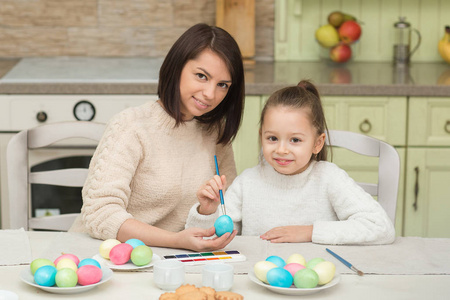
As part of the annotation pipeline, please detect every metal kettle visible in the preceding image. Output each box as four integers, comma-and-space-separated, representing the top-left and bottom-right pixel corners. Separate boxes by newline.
393, 17, 421, 65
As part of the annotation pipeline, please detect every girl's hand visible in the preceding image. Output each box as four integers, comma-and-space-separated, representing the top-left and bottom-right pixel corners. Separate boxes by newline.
196, 175, 227, 215
260, 225, 313, 243
175, 227, 237, 252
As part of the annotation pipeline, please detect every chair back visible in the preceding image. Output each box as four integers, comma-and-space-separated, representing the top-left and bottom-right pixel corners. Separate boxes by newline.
326, 130, 400, 225
7, 121, 105, 231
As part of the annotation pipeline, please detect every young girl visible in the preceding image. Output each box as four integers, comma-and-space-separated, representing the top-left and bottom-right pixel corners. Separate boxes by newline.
186, 80, 395, 245
69, 23, 244, 251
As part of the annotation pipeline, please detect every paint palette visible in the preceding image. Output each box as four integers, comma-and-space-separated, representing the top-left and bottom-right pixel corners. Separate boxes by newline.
162, 250, 246, 265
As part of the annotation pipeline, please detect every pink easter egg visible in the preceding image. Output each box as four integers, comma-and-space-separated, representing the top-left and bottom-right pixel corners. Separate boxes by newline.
77, 265, 102, 286
54, 253, 80, 266
109, 243, 133, 265
284, 263, 306, 277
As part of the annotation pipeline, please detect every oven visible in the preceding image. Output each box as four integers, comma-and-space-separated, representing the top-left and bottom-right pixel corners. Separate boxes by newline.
0, 95, 157, 229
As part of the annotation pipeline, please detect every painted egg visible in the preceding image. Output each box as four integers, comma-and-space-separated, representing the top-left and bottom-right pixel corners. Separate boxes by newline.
313, 261, 336, 285
109, 243, 133, 265
293, 268, 319, 288
56, 258, 78, 272
99, 239, 121, 259
306, 257, 325, 269
30, 258, 55, 275
284, 262, 306, 277
130, 245, 153, 266
125, 238, 146, 249
214, 215, 234, 237
286, 253, 306, 266
55, 268, 78, 287
253, 260, 278, 284
266, 267, 293, 288
78, 258, 101, 269
266, 255, 286, 268
34, 265, 57, 287
54, 253, 80, 266
77, 265, 102, 286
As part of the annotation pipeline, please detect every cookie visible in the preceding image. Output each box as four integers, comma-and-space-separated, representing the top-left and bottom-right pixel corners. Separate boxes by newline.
175, 284, 199, 296
215, 291, 244, 300
159, 292, 179, 300
179, 290, 207, 300
199, 286, 216, 300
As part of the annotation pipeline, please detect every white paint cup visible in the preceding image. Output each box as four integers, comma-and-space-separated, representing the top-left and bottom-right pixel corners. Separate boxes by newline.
153, 260, 185, 291
202, 263, 234, 291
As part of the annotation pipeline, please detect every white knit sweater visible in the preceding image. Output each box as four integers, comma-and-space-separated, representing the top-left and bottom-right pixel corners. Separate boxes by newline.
70, 100, 237, 239
186, 160, 395, 245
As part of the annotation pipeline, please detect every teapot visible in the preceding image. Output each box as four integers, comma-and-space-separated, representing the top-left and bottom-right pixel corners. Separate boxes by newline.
393, 17, 421, 65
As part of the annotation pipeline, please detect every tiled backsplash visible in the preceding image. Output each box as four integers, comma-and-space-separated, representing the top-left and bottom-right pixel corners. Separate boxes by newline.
0, 0, 274, 59
276, 0, 449, 62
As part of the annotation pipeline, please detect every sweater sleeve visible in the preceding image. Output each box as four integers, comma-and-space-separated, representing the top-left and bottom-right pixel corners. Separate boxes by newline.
80, 112, 140, 240
312, 164, 396, 245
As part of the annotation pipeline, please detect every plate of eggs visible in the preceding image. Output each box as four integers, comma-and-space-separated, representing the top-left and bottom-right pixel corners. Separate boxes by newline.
249, 253, 340, 296
20, 253, 113, 294
93, 238, 161, 271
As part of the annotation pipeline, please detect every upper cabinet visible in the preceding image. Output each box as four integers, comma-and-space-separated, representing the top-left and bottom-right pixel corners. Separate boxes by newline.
275, 0, 449, 62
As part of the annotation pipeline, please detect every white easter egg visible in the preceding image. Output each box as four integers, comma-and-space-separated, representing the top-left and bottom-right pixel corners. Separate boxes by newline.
254, 261, 278, 284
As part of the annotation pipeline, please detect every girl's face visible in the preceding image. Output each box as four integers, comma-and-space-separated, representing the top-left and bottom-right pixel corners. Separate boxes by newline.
261, 106, 325, 175
179, 49, 232, 120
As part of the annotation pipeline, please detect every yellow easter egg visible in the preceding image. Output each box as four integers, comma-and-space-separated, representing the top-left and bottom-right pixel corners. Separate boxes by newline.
254, 260, 278, 284
313, 261, 336, 285
99, 239, 121, 259
56, 258, 78, 272
286, 253, 306, 266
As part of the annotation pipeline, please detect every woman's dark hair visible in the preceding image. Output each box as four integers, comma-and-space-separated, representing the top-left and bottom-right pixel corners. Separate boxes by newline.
158, 23, 245, 145
259, 80, 330, 162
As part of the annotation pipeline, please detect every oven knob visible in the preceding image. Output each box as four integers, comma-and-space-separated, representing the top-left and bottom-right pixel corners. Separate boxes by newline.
36, 111, 48, 122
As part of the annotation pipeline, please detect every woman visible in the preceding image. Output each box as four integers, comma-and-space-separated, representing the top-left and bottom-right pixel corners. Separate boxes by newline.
70, 23, 245, 251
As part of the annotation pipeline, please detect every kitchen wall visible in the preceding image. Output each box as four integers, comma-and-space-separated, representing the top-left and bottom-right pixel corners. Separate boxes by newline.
276, 0, 449, 62
0, 0, 274, 59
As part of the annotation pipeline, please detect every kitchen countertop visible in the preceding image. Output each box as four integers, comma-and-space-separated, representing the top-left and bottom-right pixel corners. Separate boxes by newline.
1, 57, 450, 96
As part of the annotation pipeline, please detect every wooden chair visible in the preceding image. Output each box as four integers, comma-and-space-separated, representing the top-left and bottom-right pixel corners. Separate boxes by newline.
327, 130, 400, 225
7, 121, 105, 231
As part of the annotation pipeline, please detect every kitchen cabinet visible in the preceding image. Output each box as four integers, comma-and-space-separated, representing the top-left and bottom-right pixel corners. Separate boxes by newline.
403, 98, 450, 238
232, 96, 407, 236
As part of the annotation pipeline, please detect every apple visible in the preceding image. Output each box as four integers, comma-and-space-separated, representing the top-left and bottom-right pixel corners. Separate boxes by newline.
329, 67, 352, 83
315, 24, 340, 48
338, 20, 362, 44
329, 44, 352, 63
55, 268, 78, 287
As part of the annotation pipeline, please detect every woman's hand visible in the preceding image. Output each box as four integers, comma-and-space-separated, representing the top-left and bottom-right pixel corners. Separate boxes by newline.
175, 227, 237, 252
260, 225, 313, 243
196, 175, 227, 215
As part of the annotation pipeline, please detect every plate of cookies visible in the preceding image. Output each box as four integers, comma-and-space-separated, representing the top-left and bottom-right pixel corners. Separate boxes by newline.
159, 284, 243, 300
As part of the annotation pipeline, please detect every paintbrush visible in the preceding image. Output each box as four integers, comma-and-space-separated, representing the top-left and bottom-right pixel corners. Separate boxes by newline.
326, 248, 364, 276
214, 155, 227, 215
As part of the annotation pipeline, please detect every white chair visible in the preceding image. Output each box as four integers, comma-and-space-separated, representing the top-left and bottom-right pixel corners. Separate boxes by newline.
326, 130, 400, 225
7, 121, 105, 231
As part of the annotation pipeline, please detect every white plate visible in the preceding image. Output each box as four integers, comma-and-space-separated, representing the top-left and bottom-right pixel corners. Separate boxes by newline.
93, 253, 161, 270
248, 270, 340, 296
20, 267, 113, 294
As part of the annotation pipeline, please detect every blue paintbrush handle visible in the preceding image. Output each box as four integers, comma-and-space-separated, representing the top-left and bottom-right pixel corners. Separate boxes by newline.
326, 248, 352, 268
214, 155, 225, 206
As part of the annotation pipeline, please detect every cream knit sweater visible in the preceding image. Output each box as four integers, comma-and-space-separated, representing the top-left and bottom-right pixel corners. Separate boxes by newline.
186, 160, 395, 245
70, 100, 237, 240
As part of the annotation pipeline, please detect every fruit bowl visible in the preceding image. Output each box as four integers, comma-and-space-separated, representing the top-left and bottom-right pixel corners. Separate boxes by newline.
315, 11, 362, 63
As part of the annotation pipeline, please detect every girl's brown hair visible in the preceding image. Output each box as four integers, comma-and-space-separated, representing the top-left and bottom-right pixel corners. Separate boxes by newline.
259, 80, 329, 161
158, 23, 245, 145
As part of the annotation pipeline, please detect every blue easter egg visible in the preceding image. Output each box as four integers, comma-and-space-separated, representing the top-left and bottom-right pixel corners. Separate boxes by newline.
214, 215, 234, 237
267, 267, 293, 288
266, 255, 286, 268
125, 238, 146, 249
34, 265, 57, 287
78, 258, 101, 268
